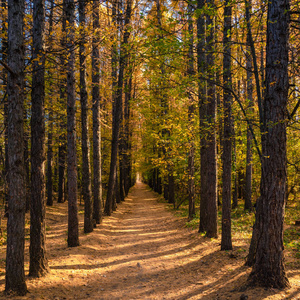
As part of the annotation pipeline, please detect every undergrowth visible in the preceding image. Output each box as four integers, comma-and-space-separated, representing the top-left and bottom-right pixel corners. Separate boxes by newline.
170, 197, 300, 259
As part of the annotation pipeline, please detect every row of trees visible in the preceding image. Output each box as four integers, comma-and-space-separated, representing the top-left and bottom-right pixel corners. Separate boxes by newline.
0, 0, 299, 295
2, 0, 137, 294
139, 0, 297, 290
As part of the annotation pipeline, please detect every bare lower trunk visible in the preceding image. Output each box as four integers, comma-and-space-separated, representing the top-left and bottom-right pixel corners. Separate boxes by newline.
5, 0, 27, 294
79, 0, 93, 234
244, 4, 253, 211
29, 0, 49, 277
66, 0, 79, 248
92, 0, 102, 225
221, 0, 233, 251
105, 0, 132, 215
248, 0, 290, 288
187, 1, 195, 220
198, 0, 218, 238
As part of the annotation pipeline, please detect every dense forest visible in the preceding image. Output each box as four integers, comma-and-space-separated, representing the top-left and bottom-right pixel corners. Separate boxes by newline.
0, 0, 299, 296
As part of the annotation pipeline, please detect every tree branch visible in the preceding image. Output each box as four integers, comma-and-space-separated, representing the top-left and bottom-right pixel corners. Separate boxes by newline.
0, 60, 15, 76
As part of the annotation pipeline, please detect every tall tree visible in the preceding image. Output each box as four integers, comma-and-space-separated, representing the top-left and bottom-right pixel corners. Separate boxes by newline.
29, 0, 49, 277
66, 0, 79, 247
79, 0, 93, 233
105, 0, 118, 215
187, 1, 195, 220
244, 0, 253, 212
5, 0, 27, 294
46, 0, 54, 207
198, 0, 218, 238
92, 0, 102, 225
105, 0, 132, 215
1, 0, 9, 215
58, 0, 67, 204
221, 0, 233, 250
248, 0, 290, 288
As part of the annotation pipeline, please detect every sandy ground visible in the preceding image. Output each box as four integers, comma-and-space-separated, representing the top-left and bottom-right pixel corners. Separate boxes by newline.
0, 181, 299, 300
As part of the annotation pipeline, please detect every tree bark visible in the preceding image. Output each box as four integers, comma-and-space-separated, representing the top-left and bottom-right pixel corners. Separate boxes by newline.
1, 0, 9, 216
248, 0, 290, 288
244, 0, 253, 211
58, 0, 67, 204
92, 0, 102, 225
187, 1, 195, 220
123, 73, 132, 196
79, 0, 93, 234
105, 0, 118, 215
29, 0, 49, 277
66, 0, 79, 247
197, 0, 207, 233
5, 0, 27, 294
221, 0, 233, 250
198, 0, 218, 238
46, 0, 54, 207
105, 0, 132, 215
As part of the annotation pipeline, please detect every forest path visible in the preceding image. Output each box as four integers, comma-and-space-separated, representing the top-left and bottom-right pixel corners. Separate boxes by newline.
0, 182, 298, 299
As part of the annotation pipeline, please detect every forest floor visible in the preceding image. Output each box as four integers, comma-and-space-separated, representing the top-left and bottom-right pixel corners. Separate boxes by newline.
0, 181, 299, 299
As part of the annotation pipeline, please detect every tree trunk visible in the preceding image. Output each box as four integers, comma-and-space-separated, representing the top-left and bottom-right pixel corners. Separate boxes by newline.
244, 0, 253, 211
92, 0, 102, 225
105, 0, 118, 215
66, 0, 79, 248
79, 0, 93, 234
1, 0, 9, 217
197, 0, 207, 233
221, 0, 233, 250
123, 73, 132, 196
187, 1, 195, 220
248, 0, 290, 288
57, 0, 67, 204
29, 0, 49, 277
198, 0, 218, 238
57, 141, 66, 203
105, 0, 132, 215
5, 0, 27, 294
46, 0, 54, 207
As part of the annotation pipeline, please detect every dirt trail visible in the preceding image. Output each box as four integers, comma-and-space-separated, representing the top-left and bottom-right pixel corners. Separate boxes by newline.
0, 182, 299, 299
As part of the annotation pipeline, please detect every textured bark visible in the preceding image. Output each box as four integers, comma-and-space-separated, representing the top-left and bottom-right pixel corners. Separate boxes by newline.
244, 0, 253, 211
1, 0, 9, 215
246, 210, 259, 266
105, 0, 132, 215
123, 74, 132, 196
105, 0, 118, 215
24, 125, 30, 212
198, 0, 218, 238
248, 0, 290, 288
58, 0, 67, 204
232, 119, 238, 209
187, 1, 195, 220
46, 0, 54, 207
66, 0, 79, 247
29, 0, 48, 277
221, 0, 233, 251
79, 0, 93, 234
92, 0, 102, 225
197, 0, 207, 233
5, 0, 27, 294
57, 141, 66, 203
